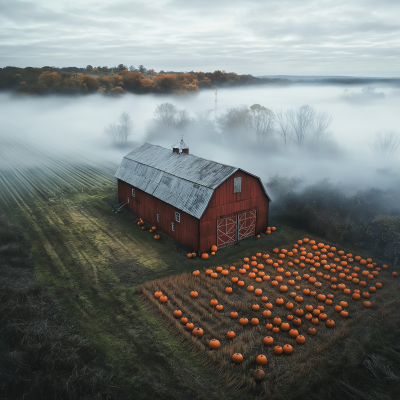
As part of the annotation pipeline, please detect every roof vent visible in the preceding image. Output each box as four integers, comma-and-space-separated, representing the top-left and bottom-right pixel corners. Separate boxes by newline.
172, 138, 189, 154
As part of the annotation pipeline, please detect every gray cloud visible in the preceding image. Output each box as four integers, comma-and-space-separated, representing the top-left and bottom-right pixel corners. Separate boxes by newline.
0, 0, 399, 75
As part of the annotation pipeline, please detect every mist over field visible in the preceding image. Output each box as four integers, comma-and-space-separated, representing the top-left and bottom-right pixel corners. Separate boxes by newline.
1, 84, 399, 196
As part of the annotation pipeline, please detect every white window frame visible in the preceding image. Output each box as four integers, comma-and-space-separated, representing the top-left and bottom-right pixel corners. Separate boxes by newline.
156, 213, 159, 222
234, 177, 242, 193
171, 222, 175, 231
132, 188, 135, 197
175, 211, 181, 223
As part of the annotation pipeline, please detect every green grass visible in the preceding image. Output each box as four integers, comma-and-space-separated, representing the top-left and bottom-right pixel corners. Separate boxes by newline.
2, 185, 256, 399
2, 178, 400, 399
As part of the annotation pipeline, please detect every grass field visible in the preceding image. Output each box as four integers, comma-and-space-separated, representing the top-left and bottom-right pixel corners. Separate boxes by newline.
1, 138, 400, 399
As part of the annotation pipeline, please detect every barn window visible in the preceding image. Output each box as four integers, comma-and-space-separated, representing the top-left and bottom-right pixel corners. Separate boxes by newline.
132, 188, 135, 197
175, 212, 180, 223
234, 177, 242, 193
156, 213, 159, 222
171, 222, 175, 231
127, 196, 129, 203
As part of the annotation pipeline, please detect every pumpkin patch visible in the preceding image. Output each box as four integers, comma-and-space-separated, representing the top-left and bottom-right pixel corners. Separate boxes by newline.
140, 237, 398, 393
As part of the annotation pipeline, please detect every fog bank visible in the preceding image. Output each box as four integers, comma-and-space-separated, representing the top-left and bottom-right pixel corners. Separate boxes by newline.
0, 84, 399, 197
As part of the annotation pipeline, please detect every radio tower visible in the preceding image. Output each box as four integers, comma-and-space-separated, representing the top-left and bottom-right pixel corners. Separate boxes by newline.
214, 87, 218, 120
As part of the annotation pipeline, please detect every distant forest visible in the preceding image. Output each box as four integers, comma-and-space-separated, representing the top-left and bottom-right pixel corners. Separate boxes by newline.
0, 64, 290, 95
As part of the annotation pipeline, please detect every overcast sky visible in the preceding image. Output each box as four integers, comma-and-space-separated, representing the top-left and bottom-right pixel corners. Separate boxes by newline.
1, 0, 399, 76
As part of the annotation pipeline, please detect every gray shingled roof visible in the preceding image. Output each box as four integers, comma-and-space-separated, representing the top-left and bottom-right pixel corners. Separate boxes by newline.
115, 143, 270, 219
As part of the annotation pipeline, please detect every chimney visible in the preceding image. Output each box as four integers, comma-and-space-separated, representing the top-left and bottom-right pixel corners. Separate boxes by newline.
171, 138, 189, 154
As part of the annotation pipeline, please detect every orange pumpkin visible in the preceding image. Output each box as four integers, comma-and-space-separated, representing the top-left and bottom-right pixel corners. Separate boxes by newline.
283, 344, 293, 355
308, 327, 317, 336
289, 329, 299, 338
186, 323, 194, 330
232, 353, 243, 364
255, 354, 267, 365
192, 328, 204, 338
251, 318, 259, 326
227, 331, 236, 340
326, 319, 335, 328
296, 335, 306, 345
273, 317, 282, 326
173, 310, 183, 318
190, 291, 199, 298
209, 339, 220, 350
292, 318, 302, 327
159, 295, 168, 303
281, 322, 290, 331
263, 336, 274, 346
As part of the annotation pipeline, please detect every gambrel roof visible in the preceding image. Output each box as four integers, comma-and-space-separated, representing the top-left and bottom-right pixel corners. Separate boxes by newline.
115, 143, 270, 219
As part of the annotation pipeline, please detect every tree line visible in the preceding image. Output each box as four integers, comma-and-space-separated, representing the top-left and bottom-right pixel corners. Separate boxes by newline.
267, 176, 400, 261
0, 65, 289, 95
149, 102, 399, 154
151, 102, 335, 149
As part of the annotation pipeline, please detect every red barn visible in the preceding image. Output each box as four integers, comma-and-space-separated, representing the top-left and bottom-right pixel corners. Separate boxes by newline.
115, 141, 271, 254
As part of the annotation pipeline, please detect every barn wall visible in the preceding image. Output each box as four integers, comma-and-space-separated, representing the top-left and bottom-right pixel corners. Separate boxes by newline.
199, 171, 269, 253
118, 179, 199, 252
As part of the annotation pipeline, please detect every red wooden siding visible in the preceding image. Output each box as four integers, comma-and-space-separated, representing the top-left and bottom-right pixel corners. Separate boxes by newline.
199, 171, 269, 253
118, 179, 199, 252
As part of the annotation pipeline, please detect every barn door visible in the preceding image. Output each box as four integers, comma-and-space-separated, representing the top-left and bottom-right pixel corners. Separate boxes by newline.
238, 210, 256, 241
217, 215, 237, 248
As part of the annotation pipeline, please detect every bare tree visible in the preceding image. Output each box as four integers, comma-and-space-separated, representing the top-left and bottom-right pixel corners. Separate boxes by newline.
249, 104, 275, 142
217, 105, 252, 140
370, 131, 400, 157
105, 111, 133, 145
153, 103, 191, 130
105, 124, 121, 143
119, 111, 133, 143
192, 110, 217, 137
154, 103, 178, 128
310, 111, 333, 147
274, 109, 292, 147
175, 109, 192, 130
287, 105, 315, 147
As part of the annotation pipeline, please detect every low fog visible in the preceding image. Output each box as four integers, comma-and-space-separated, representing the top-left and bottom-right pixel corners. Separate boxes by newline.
1, 84, 399, 194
